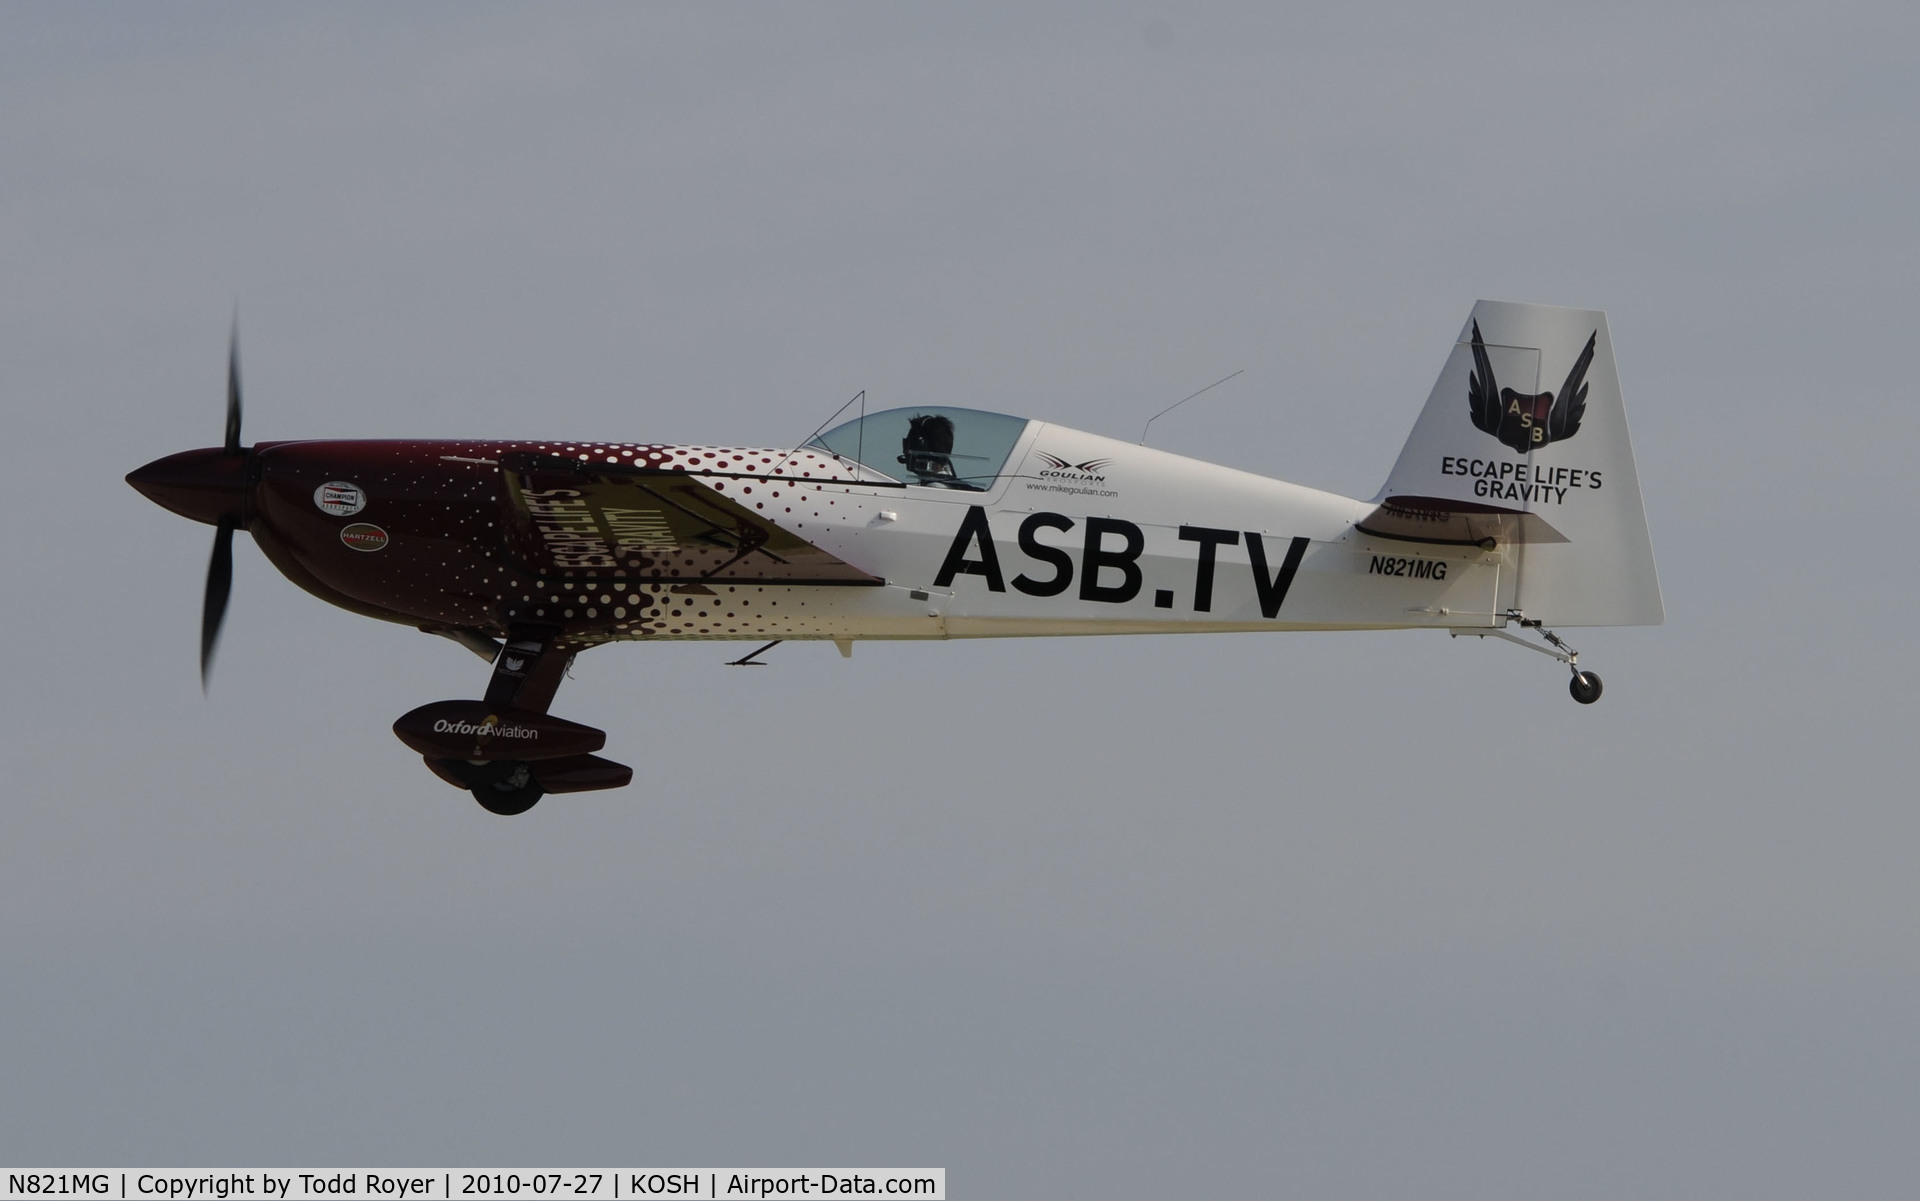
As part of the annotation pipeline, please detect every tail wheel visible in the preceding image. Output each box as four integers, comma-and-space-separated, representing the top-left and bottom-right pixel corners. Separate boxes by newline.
1569, 671, 1603, 705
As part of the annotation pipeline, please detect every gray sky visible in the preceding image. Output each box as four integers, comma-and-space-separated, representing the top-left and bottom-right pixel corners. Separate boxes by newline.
4, 3, 1918, 1196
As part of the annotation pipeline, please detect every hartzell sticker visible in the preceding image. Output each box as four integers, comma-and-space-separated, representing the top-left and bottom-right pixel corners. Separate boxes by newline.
340, 523, 389, 552
314, 481, 367, 516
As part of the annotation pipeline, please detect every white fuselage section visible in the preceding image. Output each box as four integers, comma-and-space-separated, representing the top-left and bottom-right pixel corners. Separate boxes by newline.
639, 422, 1515, 643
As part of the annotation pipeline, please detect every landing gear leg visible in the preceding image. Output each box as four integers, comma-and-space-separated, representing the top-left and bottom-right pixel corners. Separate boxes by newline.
1451, 611, 1603, 705
450, 629, 573, 813
484, 628, 573, 713
405, 626, 632, 812
417, 628, 573, 814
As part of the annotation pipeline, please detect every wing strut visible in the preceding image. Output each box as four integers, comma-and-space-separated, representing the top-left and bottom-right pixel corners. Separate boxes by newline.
726, 640, 782, 667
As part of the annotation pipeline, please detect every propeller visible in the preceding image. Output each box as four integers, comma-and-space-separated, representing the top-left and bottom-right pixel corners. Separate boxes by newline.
202, 320, 245, 688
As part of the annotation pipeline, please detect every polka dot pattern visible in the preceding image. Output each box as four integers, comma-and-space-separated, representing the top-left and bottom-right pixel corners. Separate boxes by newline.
245, 437, 894, 655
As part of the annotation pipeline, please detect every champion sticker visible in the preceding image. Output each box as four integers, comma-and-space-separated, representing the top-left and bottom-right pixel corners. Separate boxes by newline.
340, 523, 389, 552
315, 481, 367, 516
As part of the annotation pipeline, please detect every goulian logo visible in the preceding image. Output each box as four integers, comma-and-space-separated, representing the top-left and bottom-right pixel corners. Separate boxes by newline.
1035, 452, 1112, 481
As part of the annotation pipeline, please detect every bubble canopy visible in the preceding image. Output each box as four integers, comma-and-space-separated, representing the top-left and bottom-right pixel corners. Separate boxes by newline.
807, 405, 1031, 490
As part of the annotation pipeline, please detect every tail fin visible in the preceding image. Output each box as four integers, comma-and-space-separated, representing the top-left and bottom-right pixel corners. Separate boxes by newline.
1364, 300, 1662, 626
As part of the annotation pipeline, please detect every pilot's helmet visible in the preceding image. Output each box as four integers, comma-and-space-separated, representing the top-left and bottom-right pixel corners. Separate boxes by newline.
899, 414, 958, 479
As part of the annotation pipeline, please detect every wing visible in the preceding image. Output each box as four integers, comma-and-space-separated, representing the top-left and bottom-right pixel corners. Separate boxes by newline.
1467, 320, 1500, 435
1548, 331, 1597, 444
496, 451, 882, 585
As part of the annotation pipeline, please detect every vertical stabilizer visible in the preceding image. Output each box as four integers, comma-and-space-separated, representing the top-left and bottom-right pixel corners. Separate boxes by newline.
1373, 301, 1662, 626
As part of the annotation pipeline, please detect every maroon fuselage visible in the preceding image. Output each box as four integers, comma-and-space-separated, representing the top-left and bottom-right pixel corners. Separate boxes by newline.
135, 440, 583, 640
128, 435, 881, 805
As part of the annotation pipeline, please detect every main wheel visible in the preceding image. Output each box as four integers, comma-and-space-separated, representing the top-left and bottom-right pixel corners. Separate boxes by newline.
1569, 670, 1603, 705
435, 759, 546, 815
472, 778, 544, 816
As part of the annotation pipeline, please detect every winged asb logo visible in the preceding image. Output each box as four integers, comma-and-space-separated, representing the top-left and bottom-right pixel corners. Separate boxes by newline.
1468, 321, 1596, 454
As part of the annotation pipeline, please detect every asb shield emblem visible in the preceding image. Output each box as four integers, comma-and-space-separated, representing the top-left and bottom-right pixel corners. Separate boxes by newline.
1468, 320, 1597, 454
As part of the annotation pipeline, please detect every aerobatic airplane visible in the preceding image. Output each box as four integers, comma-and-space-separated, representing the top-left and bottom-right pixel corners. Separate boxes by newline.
128, 300, 1662, 814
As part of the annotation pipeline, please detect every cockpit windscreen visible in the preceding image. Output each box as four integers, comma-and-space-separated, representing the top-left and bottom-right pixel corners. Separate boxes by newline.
808, 406, 1030, 490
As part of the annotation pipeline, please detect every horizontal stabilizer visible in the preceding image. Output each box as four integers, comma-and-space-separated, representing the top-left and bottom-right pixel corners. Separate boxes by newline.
1356, 495, 1566, 547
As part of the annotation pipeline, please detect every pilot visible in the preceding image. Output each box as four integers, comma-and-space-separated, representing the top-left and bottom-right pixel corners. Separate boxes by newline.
898, 414, 981, 490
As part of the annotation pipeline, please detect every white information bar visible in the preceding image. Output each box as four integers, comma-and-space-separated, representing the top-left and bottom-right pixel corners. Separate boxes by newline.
0, 1173, 943, 1201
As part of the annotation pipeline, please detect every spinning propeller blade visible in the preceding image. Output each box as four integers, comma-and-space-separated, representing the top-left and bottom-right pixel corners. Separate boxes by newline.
224, 318, 243, 455
202, 516, 235, 689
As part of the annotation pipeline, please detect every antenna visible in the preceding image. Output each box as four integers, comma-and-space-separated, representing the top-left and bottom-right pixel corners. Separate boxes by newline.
1139, 369, 1243, 445
768, 389, 865, 477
